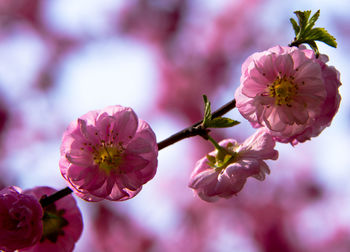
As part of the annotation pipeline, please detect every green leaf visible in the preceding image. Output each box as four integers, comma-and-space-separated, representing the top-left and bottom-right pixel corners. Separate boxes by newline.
202, 95, 212, 126
205, 117, 240, 128
305, 27, 337, 48
305, 10, 320, 32
289, 10, 337, 54
290, 18, 300, 34
294, 10, 311, 31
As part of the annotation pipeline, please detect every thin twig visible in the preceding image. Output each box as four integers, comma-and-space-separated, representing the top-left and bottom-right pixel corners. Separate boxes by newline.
157, 98, 236, 150
40, 187, 73, 208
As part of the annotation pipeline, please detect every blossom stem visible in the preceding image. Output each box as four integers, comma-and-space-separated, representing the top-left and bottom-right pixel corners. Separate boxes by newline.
157, 98, 236, 150
40, 187, 73, 208
289, 41, 300, 47
207, 135, 226, 153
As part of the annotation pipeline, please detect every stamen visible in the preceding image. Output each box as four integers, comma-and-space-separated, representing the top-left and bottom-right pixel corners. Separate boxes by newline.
268, 76, 298, 106
93, 141, 123, 174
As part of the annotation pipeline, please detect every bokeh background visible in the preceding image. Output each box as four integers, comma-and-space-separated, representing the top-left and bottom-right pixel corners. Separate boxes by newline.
1, 0, 350, 251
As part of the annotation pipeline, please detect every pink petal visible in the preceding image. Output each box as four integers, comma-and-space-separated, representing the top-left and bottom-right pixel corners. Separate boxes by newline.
120, 153, 149, 173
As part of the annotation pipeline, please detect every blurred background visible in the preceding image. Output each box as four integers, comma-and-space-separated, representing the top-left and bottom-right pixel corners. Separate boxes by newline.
0, 0, 350, 251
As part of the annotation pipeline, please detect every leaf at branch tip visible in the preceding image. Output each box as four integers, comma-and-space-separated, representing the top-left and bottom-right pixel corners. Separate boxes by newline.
290, 18, 300, 34
205, 117, 240, 128
202, 95, 212, 126
290, 9, 337, 53
306, 27, 337, 48
306, 9, 320, 31
294, 10, 311, 31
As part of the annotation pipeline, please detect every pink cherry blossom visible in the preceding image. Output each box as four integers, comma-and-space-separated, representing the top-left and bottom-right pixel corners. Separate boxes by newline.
21, 186, 83, 252
59, 105, 158, 201
0, 186, 43, 252
188, 129, 278, 202
235, 45, 340, 143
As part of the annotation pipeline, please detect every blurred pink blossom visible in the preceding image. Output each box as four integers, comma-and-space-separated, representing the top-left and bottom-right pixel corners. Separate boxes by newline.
189, 129, 278, 202
0, 186, 43, 252
59, 105, 158, 201
235, 45, 340, 144
22, 186, 83, 252
117, 0, 186, 47
92, 204, 156, 252
0, 96, 9, 137
154, 0, 264, 122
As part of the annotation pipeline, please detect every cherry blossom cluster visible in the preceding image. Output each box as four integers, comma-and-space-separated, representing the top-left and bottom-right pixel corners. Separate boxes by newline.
0, 10, 342, 251
189, 44, 341, 202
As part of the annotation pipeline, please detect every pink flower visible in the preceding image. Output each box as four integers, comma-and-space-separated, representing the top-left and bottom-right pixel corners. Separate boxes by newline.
21, 186, 83, 252
59, 105, 158, 201
235, 45, 341, 144
0, 186, 43, 252
188, 129, 278, 202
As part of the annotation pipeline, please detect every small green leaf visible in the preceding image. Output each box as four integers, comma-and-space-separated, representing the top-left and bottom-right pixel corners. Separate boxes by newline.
205, 117, 240, 128
290, 18, 300, 34
294, 10, 311, 31
289, 10, 337, 54
305, 27, 337, 48
305, 9, 320, 32
202, 95, 212, 126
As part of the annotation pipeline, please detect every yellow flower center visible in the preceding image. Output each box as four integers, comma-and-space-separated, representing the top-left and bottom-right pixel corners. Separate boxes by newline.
268, 76, 298, 106
93, 142, 123, 174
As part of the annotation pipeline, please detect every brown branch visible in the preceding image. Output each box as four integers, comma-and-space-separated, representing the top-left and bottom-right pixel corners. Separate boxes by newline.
157, 98, 236, 150
40, 187, 73, 208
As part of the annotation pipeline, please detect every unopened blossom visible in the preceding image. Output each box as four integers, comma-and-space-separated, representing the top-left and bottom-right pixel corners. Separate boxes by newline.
235, 45, 341, 144
189, 129, 278, 202
59, 105, 158, 201
21, 186, 83, 252
0, 186, 43, 252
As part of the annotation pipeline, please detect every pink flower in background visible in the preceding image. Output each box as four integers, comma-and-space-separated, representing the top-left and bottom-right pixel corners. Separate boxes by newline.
59, 105, 158, 202
235, 45, 340, 144
92, 205, 156, 252
189, 129, 278, 202
22, 186, 83, 252
154, 0, 264, 123
0, 186, 43, 252
117, 0, 186, 47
